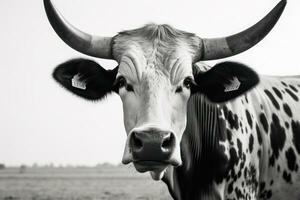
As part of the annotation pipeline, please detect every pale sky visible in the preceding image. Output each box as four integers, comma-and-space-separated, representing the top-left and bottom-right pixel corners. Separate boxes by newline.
0, 0, 299, 166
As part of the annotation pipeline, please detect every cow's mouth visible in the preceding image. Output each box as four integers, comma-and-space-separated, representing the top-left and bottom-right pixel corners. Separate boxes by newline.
134, 161, 168, 172
133, 161, 169, 180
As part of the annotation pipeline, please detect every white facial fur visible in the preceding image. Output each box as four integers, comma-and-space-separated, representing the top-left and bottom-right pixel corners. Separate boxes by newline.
116, 43, 193, 162
111, 24, 201, 178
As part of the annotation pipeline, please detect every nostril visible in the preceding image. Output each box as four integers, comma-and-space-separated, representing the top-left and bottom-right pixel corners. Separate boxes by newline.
131, 132, 143, 150
161, 133, 175, 151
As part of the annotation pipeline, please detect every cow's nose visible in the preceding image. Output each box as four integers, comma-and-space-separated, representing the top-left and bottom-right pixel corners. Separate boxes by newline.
129, 129, 176, 162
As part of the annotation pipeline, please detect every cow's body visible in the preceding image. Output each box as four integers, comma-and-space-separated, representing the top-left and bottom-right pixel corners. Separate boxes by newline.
163, 74, 300, 200
43, 0, 300, 199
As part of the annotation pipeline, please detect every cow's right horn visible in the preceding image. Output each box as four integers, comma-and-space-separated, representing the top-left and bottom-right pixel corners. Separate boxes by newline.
200, 0, 287, 60
44, 0, 113, 59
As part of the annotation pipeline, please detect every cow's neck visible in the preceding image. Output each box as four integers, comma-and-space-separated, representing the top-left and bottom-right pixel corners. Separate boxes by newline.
162, 94, 228, 200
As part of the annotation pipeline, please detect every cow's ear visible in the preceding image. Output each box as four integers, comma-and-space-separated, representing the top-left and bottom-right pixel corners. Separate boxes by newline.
194, 62, 259, 103
53, 58, 118, 100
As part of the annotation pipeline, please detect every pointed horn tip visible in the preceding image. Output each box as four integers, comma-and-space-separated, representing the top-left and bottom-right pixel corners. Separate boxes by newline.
277, 0, 287, 11
43, 0, 51, 7
280, 0, 287, 6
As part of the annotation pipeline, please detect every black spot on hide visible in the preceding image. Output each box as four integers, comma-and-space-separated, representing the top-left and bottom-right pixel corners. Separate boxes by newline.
245, 95, 249, 104
235, 187, 245, 199
249, 134, 254, 153
281, 81, 287, 87
256, 124, 262, 145
285, 122, 289, 129
291, 120, 300, 154
259, 113, 269, 133
264, 89, 280, 110
228, 111, 239, 130
285, 88, 299, 102
229, 148, 239, 169
266, 190, 272, 199
246, 109, 253, 129
269, 114, 286, 165
283, 103, 293, 117
257, 150, 261, 158
228, 182, 233, 194
285, 147, 296, 171
237, 139, 243, 158
269, 156, 275, 167
289, 85, 298, 93
226, 129, 232, 143
283, 170, 292, 183
272, 87, 283, 99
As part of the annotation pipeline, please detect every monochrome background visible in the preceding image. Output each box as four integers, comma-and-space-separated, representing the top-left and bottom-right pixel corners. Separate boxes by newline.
1, 0, 299, 167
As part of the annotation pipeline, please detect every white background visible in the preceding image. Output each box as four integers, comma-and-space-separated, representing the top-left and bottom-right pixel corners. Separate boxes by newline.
0, 0, 299, 166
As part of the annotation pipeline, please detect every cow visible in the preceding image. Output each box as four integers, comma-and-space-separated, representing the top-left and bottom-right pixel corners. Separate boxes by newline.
44, 0, 300, 199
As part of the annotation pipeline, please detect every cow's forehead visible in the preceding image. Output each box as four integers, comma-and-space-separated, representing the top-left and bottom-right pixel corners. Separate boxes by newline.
115, 42, 194, 84
112, 24, 201, 84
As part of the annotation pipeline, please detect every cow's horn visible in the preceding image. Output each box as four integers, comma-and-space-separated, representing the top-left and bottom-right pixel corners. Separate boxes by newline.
44, 0, 113, 59
200, 0, 286, 60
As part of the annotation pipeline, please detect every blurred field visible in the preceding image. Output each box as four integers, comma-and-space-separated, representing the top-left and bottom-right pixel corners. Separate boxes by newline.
0, 165, 172, 200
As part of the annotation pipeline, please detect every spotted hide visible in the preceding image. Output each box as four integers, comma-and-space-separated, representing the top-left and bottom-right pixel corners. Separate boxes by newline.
44, 0, 298, 199
162, 70, 300, 200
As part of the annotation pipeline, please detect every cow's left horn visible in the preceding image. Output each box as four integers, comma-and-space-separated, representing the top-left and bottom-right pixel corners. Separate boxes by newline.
44, 0, 113, 59
200, 0, 286, 60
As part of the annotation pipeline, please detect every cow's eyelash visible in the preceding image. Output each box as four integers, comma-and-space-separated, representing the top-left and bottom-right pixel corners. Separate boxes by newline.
175, 77, 195, 93
183, 77, 193, 89
126, 84, 134, 92
114, 76, 134, 92
115, 76, 126, 88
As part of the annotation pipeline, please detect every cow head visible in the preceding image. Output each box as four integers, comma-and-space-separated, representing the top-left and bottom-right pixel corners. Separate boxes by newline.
44, 0, 286, 180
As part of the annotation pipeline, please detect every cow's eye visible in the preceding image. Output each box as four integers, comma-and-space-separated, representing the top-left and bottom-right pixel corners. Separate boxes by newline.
115, 76, 134, 92
176, 77, 193, 93
175, 86, 183, 93
126, 84, 134, 92
183, 77, 192, 89
116, 76, 126, 89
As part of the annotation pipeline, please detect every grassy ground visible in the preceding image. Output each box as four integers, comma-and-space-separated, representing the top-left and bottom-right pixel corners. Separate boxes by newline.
0, 166, 172, 200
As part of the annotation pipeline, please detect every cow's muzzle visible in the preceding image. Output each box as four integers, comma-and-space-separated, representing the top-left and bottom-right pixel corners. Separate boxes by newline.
130, 128, 176, 163
127, 128, 180, 180
128, 128, 176, 162
122, 127, 181, 173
